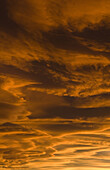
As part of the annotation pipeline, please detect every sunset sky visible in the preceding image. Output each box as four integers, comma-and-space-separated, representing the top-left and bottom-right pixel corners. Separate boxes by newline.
0, 0, 110, 169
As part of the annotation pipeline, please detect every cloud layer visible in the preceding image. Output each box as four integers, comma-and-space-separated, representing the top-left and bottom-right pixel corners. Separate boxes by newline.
0, 0, 110, 169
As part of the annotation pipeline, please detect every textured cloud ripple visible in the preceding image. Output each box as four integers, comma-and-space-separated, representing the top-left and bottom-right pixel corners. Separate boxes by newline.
0, 0, 110, 169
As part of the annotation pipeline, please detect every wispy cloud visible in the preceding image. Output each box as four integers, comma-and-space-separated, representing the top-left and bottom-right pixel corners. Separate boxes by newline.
0, 0, 110, 169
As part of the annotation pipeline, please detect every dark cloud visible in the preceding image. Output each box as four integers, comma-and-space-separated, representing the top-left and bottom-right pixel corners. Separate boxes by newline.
0, 0, 110, 169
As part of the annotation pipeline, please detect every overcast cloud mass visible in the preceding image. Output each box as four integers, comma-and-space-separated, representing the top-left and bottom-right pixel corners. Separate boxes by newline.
0, 0, 110, 169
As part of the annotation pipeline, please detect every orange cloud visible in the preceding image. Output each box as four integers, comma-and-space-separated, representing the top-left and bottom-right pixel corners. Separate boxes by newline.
0, 0, 110, 169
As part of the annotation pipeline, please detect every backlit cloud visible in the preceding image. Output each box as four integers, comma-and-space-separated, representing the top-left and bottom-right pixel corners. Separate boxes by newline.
0, 0, 110, 169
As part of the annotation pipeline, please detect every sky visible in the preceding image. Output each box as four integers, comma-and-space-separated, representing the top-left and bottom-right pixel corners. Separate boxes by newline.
0, 0, 110, 169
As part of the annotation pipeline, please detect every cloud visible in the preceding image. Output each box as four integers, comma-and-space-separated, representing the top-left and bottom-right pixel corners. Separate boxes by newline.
0, 120, 109, 169
0, 0, 110, 169
0, 122, 57, 168
6, 0, 110, 32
